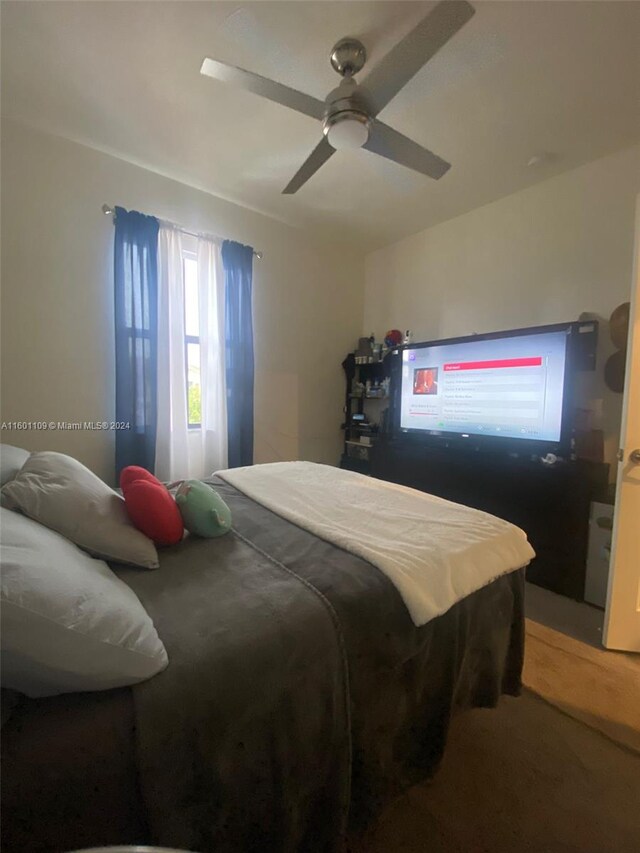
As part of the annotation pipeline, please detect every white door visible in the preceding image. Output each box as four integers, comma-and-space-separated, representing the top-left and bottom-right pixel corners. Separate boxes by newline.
604, 196, 640, 652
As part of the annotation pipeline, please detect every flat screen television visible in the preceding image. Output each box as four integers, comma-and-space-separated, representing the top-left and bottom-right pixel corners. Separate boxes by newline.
392, 321, 596, 455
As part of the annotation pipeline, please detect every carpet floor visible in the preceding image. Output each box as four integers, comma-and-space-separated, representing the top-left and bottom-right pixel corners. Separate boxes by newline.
351, 690, 640, 853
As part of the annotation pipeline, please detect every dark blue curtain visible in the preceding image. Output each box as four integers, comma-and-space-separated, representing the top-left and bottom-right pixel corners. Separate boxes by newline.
222, 240, 254, 468
114, 207, 159, 478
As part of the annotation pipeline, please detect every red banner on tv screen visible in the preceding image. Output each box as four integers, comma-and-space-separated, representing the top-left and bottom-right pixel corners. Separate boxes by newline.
443, 356, 543, 372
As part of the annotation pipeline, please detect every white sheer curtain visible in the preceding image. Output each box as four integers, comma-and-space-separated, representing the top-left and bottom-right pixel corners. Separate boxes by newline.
155, 225, 227, 481
197, 238, 228, 476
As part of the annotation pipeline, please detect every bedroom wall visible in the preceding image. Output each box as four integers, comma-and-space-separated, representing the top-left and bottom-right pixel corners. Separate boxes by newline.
363, 144, 640, 474
0, 120, 364, 483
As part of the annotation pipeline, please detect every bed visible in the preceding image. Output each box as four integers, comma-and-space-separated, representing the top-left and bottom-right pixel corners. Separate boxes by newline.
2, 464, 529, 853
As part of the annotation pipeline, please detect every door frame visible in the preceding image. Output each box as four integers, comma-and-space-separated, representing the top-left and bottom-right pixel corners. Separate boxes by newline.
603, 193, 640, 651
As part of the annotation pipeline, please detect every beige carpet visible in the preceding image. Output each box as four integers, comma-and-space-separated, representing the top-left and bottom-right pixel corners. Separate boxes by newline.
350, 691, 640, 853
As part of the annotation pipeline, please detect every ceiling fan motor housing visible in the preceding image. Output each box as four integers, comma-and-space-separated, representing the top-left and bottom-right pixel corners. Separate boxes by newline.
322, 78, 372, 147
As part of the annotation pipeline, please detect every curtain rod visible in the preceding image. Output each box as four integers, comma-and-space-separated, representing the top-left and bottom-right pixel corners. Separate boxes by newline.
101, 204, 263, 259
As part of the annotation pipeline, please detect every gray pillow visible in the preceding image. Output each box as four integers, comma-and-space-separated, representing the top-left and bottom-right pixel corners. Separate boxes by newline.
1, 508, 168, 697
0, 445, 30, 487
1, 451, 159, 569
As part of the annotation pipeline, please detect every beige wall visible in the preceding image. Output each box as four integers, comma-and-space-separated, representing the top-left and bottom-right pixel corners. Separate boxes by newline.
3, 120, 637, 485
1, 121, 364, 483
364, 144, 640, 472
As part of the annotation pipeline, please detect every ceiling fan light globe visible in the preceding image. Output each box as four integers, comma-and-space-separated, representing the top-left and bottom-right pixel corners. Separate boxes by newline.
325, 115, 370, 150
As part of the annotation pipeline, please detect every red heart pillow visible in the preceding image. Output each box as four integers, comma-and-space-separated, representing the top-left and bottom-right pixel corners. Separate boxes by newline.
120, 466, 184, 547
120, 465, 159, 490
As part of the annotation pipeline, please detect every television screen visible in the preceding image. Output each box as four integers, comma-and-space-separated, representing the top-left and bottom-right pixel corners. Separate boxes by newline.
399, 327, 570, 445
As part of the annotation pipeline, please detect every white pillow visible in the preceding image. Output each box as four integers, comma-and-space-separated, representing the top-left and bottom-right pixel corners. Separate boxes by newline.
0, 508, 168, 697
1, 451, 158, 569
0, 444, 30, 487
1, 445, 30, 508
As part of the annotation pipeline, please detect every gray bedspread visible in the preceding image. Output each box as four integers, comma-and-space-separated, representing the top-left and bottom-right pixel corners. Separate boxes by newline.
2, 477, 524, 853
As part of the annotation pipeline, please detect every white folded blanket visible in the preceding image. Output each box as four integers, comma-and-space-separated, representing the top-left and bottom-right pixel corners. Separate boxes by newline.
216, 462, 535, 627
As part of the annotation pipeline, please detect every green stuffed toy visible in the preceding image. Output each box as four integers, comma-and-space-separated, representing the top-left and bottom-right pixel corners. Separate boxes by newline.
174, 480, 232, 538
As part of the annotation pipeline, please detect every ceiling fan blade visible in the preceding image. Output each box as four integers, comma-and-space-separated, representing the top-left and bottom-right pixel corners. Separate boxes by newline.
362, 1, 475, 116
282, 138, 335, 194
200, 57, 325, 121
364, 121, 451, 180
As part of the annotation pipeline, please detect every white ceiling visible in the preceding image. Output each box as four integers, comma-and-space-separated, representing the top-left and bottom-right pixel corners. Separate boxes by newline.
2, 1, 639, 251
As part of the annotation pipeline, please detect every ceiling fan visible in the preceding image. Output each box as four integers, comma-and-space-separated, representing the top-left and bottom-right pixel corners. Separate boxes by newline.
201, 0, 475, 194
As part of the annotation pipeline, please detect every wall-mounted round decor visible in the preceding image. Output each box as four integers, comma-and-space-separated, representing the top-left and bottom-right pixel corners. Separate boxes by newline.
604, 301, 630, 393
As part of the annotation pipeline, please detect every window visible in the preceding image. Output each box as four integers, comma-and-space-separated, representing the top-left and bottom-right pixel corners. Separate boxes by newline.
183, 252, 202, 428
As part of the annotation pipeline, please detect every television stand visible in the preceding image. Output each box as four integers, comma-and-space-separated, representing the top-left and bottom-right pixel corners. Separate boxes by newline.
371, 437, 609, 600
